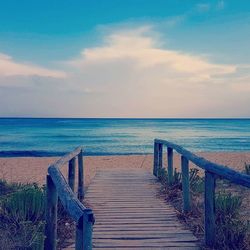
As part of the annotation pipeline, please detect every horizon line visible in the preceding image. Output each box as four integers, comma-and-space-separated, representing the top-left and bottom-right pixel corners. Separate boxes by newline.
0, 117, 250, 120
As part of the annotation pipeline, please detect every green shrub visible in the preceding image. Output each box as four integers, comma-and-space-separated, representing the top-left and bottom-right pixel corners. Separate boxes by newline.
157, 167, 182, 188
0, 179, 20, 196
157, 167, 168, 185
1, 185, 45, 223
189, 168, 204, 193
216, 191, 242, 220
172, 168, 182, 188
0, 220, 45, 250
157, 167, 204, 192
0, 184, 45, 249
215, 192, 249, 250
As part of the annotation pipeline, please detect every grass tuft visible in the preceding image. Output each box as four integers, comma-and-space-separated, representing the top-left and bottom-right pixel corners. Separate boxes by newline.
245, 163, 250, 175
157, 167, 250, 250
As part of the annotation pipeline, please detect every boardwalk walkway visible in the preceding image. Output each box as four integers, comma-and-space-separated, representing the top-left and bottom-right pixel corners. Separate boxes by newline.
85, 168, 200, 249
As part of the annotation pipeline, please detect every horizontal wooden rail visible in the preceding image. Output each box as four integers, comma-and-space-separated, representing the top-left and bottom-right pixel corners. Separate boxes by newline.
45, 147, 94, 250
155, 139, 250, 188
153, 138, 250, 247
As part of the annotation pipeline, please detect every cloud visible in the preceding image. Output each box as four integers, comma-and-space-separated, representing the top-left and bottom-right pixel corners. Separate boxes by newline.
60, 26, 249, 117
0, 26, 249, 117
195, 1, 225, 13
196, 3, 211, 12
69, 27, 236, 82
216, 0, 225, 10
0, 53, 66, 78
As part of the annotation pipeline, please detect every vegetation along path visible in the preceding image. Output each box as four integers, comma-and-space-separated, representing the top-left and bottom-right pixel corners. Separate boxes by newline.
85, 168, 200, 249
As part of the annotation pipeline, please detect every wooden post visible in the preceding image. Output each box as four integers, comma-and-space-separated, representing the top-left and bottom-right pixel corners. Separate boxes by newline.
153, 142, 159, 176
157, 143, 163, 176
78, 150, 84, 201
181, 156, 190, 212
68, 157, 76, 192
76, 209, 94, 250
205, 171, 216, 247
167, 147, 173, 184
45, 175, 58, 250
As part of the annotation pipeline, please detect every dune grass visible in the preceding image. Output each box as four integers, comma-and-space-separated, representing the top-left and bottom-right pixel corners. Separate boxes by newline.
0, 180, 75, 250
157, 167, 250, 250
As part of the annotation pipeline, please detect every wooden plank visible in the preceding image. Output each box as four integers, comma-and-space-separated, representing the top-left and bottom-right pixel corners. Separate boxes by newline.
93, 247, 199, 250
93, 225, 187, 230
83, 169, 199, 249
93, 230, 195, 235
93, 240, 198, 247
93, 235, 197, 240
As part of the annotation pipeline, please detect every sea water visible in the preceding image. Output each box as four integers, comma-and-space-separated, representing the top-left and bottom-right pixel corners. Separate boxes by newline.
0, 118, 250, 157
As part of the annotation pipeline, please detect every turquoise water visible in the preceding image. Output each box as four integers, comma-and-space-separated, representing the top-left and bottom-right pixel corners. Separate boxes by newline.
0, 118, 250, 157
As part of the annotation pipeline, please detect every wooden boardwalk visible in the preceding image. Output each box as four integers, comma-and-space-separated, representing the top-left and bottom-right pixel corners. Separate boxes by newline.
85, 168, 200, 249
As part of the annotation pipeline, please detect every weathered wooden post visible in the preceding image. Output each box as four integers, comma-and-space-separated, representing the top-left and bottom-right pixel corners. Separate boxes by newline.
76, 209, 94, 250
157, 143, 163, 177
181, 156, 190, 212
45, 174, 58, 250
205, 171, 216, 247
153, 141, 159, 176
68, 157, 76, 192
78, 150, 84, 201
167, 147, 173, 184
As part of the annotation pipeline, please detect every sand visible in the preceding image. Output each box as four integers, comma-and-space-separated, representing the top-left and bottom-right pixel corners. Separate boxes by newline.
0, 152, 250, 186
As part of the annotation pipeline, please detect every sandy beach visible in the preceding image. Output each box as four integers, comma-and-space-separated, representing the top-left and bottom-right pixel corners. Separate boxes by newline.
0, 152, 250, 186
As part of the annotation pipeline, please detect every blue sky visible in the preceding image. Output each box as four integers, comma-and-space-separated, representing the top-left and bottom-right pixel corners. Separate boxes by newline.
0, 1, 250, 117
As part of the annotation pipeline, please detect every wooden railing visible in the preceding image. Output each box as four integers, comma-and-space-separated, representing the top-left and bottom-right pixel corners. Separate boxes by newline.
45, 147, 95, 250
153, 139, 250, 247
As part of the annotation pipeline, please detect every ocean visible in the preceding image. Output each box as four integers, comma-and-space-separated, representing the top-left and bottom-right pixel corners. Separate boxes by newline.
0, 118, 250, 157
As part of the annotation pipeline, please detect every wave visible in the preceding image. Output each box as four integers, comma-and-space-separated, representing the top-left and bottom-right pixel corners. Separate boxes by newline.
0, 150, 149, 157
0, 150, 65, 157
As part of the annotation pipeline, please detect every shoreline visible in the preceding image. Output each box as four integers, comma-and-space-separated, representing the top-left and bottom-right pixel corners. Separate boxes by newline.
1, 150, 250, 158
1, 152, 250, 186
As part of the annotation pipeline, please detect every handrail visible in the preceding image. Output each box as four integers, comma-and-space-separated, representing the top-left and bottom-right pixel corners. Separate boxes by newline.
153, 138, 250, 247
155, 139, 250, 187
44, 147, 94, 250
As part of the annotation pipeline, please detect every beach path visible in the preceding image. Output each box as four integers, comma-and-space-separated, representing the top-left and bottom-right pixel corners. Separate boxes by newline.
83, 168, 200, 249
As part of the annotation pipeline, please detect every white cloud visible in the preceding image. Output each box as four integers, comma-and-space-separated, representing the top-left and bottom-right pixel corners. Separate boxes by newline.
0, 26, 249, 117
69, 27, 236, 81
216, 0, 225, 10
0, 53, 66, 78
196, 3, 211, 12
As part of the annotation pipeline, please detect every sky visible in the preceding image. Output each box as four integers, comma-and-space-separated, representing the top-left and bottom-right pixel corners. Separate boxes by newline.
0, 0, 250, 118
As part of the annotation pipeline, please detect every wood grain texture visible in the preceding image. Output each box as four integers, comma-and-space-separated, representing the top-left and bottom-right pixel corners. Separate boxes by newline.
85, 169, 200, 249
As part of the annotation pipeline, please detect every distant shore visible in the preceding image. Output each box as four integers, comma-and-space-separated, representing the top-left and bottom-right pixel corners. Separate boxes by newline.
1, 152, 250, 186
